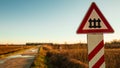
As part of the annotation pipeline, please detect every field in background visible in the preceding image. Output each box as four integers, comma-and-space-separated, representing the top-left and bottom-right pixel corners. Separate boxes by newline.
31, 42, 120, 68
1, 40, 120, 68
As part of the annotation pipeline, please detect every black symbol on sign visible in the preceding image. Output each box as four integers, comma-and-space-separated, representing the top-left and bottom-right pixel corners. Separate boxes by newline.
89, 18, 101, 28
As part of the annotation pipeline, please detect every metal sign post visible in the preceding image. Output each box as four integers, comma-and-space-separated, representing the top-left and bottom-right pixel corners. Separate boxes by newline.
87, 33, 105, 68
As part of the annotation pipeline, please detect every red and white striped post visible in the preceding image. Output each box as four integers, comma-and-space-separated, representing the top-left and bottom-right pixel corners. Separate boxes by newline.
76, 2, 114, 68
87, 33, 105, 68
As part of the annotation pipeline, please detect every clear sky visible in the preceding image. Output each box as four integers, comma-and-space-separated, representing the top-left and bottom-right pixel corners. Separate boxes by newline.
0, 0, 120, 44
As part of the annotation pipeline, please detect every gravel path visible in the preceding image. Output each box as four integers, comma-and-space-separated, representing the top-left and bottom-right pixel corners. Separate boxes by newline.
0, 47, 39, 68
0, 58, 34, 68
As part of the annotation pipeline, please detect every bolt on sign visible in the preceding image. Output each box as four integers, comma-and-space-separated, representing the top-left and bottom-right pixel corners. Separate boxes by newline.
76, 2, 114, 68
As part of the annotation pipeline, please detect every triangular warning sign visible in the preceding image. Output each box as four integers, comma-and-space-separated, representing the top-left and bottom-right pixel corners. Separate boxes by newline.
76, 2, 114, 34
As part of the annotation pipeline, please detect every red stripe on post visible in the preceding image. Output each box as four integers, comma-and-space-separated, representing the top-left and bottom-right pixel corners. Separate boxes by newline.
88, 40, 104, 61
92, 55, 105, 68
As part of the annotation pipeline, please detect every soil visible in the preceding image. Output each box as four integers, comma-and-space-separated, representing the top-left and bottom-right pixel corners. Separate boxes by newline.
0, 58, 34, 68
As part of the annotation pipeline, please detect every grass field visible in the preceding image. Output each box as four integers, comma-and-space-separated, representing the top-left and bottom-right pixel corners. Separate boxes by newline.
31, 43, 120, 68
105, 49, 120, 68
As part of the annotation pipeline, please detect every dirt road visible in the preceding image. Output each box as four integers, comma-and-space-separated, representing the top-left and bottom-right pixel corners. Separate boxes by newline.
0, 47, 39, 68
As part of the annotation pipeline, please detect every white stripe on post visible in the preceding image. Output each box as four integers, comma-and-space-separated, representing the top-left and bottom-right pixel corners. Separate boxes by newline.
87, 33, 105, 68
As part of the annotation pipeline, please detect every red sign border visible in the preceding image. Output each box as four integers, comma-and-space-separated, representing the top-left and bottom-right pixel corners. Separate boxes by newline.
76, 2, 114, 34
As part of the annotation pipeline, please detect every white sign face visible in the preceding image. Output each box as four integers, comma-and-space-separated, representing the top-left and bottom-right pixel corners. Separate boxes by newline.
83, 10, 108, 30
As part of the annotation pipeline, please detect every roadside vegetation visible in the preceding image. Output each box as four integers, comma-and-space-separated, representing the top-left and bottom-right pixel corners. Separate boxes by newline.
31, 44, 88, 68
31, 45, 49, 68
31, 40, 120, 68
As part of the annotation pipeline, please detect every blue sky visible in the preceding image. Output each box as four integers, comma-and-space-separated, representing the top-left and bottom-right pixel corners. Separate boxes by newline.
0, 0, 120, 44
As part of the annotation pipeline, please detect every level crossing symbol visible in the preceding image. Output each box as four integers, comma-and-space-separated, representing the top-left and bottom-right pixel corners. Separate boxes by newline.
76, 2, 114, 68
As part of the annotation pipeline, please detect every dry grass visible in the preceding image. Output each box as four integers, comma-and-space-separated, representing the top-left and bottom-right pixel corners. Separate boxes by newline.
59, 49, 88, 64
45, 50, 88, 68
105, 49, 120, 68
32, 44, 120, 68
44, 44, 120, 68
43, 44, 88, 68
